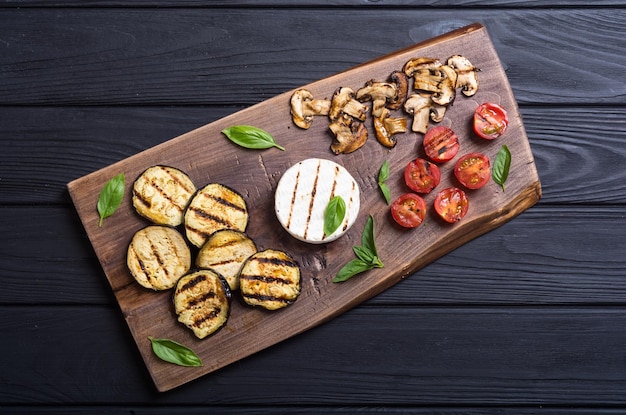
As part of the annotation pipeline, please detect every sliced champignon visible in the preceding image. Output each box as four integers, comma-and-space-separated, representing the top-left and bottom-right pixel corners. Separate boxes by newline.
387, 71, 409, 110
329, 114, 368, 154
329, 86, 368, 122
431, 65, 458, 106
290, 89, 331, 130
429, 101, 447, 123
447, 55, 479, 97
402, 57, 442, 78
373, 107, 407, 148
404, 93, 432, 134
356, 80, 397, 118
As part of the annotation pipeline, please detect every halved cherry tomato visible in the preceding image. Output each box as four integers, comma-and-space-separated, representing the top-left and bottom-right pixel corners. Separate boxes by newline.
434, 187, 469, 223
404, 158, 441, 194
474, 102, 508, 140
391, 193, 427, 228
423, 126, 460, 163
454, 152, 491, 190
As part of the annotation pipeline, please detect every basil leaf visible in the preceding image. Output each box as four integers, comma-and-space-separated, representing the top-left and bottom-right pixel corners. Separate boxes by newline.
324, 196, 346, 236
222, 125, 285, 151
361, 215, 378, 258
333, 258, 373, 283
353, 245, 375, 263
334, 215, 383, 283
377, 159, 391, 204
97, 172, 125, 227
148, 337, 202, 367
492, 144, 512, 191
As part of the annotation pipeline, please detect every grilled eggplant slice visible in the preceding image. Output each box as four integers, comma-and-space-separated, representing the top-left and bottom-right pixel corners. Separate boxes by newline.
239, 249, 301, 310
196, 229, 257, 291
184, 183, 249, 248
132, 165, 196, 226
127, 225, 191, 290
174, 269, 231, 339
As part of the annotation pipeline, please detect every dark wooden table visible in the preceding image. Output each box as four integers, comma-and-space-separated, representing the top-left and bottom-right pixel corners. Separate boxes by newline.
2, 1, 625, 414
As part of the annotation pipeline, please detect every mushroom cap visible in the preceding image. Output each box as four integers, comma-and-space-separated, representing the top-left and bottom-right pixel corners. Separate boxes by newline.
403, 57, 442, 77
447, 55, 479, 97
387, 71, 409, 110
404, 93, 432, 134
290, 89, 315, 129
329, 115, 368, 154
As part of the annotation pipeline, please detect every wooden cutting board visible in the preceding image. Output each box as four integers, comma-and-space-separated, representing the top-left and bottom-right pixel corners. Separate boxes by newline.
68, 23, 541, 392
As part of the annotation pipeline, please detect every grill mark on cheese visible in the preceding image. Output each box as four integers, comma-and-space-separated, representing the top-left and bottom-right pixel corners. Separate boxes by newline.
342, 180, 357, 232
322, 165, 341, 241
303, 160, 321, 240
285, 167, 301, 229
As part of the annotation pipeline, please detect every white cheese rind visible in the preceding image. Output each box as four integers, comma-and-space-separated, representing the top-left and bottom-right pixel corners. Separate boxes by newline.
275, 158, 360, 244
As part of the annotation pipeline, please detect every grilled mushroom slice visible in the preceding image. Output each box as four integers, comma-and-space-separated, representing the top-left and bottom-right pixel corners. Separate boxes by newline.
356, 80, 397, 118
132, 165, 196, 227
447, 55, 479, 97
184, 183, 249, 248
431, 65, 458, 106
127, 225, 191, 290
290, 89, 331, 129
329, 114, 368, 154
387, 71, 409, 110
239, 249, 301, 310
329, 86, 368, 122
403, 57, 442, 79
174, 269, 231, 339
404, 93, 433, 134
196, 229, 257, 291
373, 107, 407, 148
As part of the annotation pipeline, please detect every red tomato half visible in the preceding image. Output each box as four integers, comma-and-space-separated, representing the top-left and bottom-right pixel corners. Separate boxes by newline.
434, 187, 469, 223
454, 152, 491, 190
404, 158, 441, 194
391, 193, 427, 228
423, 126, 460, 163
474, 102, 509, 140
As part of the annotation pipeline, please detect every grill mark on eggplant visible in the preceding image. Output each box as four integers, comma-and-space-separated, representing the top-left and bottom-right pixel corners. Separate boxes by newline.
149, 238, 169, 277
254, 255, 298, 268
129, 246, 151, 283
146, 177, 185, 212
200, 191, 247, 214
178, 273, 207, 292
303, 160, 321, 240
162, 166, 195, 196
185, 291, 217, 309
189, 207, 236, 227
133, 190, 151, 209
192, 307, 223, 328
240, 273, 294, 285
241, 292, 293, 304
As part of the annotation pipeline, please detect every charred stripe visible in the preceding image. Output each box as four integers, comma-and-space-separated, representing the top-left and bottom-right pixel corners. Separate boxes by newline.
201, 191, 246, 213
241, 292, 292, 304
185, 291, 217, 309
178, 273, 207, 292
191, 307, 223, 328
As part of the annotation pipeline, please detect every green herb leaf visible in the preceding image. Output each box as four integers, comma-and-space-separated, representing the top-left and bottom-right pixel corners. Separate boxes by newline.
97, 172, 125, 227
361, 215, 378, 258
377, 159, 391, 205
148, 337, 202, 367
222, 125, 285, 151
324, 196, 346, 237
333, 258, 374, 283
492, 144, 512, 191
333, 215, 383, 283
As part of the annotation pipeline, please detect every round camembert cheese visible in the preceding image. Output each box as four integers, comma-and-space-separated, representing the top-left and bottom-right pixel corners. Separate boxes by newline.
275, 158, 360, 244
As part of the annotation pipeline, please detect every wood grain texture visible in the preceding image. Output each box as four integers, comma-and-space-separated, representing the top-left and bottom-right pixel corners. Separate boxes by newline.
67, 24, 541, 391
2, 305, 626, 405
1, 106, 625, 205
0, 9, 624, 105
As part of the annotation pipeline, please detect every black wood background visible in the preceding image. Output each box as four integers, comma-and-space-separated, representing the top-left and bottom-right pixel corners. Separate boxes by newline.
1, 1, 625, 413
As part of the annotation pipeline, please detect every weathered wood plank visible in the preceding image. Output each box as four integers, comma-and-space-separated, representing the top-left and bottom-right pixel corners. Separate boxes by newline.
1, 106, 624, 205
1, 205, 625, 306
2, 305, 626, 405
2, 0, 624, 8
0, 9, 624, 105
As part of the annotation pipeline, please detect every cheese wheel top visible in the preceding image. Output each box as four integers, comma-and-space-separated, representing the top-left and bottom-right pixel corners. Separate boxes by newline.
274, 158, 360, 244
